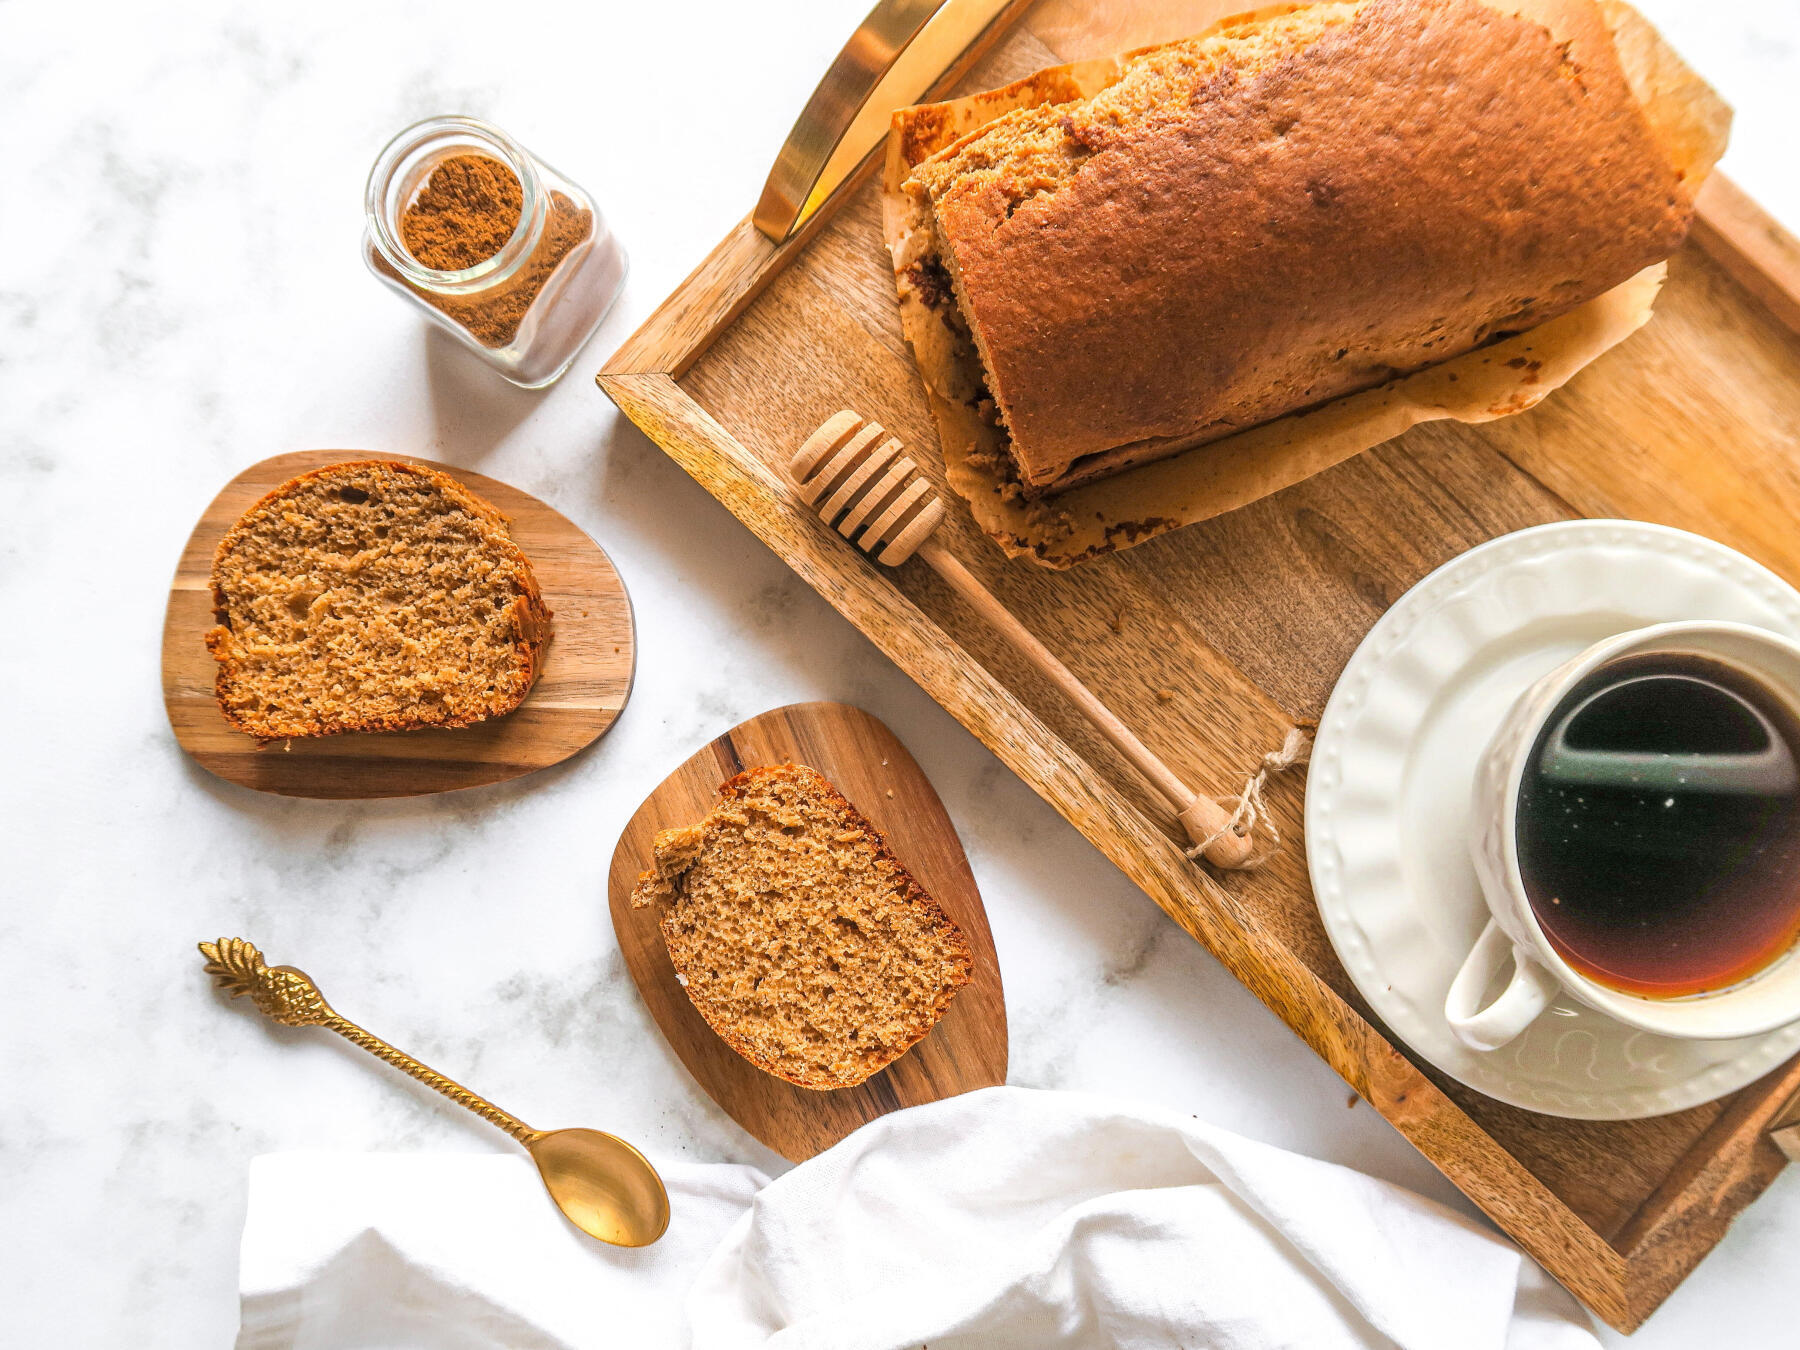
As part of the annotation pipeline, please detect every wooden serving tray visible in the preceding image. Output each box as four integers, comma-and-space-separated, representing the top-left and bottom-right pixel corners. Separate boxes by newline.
599, 0, 1800, 1330
164, 451, 635, 798
607, 701, 1007, 1161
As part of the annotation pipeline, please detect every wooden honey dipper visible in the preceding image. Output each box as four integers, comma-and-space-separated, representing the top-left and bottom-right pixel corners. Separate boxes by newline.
790, 410, 1256, 869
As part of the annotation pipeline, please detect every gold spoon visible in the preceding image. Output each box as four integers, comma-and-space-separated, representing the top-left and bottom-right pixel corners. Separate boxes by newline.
199, 937, 670, 1247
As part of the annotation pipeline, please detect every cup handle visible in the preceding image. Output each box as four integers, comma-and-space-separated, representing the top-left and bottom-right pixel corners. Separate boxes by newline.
1445, 919, 1561, 1051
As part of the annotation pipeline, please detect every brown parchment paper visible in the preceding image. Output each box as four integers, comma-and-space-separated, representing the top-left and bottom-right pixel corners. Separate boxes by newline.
881, 1, 1730, 569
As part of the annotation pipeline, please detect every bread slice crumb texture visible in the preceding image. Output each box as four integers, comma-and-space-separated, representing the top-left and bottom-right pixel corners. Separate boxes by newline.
632, 763, 973, 1090
205, 460, 552, 740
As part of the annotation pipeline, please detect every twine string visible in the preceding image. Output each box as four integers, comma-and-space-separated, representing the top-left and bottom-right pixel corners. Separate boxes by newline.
1189, 726, 1313, 870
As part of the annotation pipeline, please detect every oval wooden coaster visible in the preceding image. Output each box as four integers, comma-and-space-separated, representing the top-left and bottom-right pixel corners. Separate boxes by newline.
162, 450, 635, 799
608, 702, 1007, 1161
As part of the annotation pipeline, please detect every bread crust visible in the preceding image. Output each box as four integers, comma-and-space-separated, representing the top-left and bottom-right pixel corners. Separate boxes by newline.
632, 764, 973, 1090
905, 0, 1696, 495
205, 460, 552, 740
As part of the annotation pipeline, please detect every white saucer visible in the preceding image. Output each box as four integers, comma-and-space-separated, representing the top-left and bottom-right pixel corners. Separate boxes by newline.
1306, 520, 1800, 1119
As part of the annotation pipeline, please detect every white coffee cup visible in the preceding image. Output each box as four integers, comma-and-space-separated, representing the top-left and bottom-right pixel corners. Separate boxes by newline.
1448, 620, 1800, 1052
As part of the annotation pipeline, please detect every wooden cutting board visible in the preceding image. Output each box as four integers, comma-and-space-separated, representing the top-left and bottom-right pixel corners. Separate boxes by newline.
607, 702, 1007, 1160
162, 451, 635, 798
598, 0, 1800, 1329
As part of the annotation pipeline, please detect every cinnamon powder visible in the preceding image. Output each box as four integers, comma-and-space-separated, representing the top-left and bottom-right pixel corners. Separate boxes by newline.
400, 153, 522, 270
377, 152, 593, 348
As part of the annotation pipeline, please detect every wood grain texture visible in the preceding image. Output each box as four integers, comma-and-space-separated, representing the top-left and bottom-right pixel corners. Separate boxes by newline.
599, 368, 1633, 1325
790, 406, 1253, 862
596, 1, 1800, 1329
607, 702, 1006, 1161
1692, 173, 1800, 338
163, 451, 634, 799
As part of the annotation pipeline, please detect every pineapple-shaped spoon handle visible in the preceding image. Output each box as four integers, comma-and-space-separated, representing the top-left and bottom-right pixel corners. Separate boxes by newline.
198, 937, 539, 1144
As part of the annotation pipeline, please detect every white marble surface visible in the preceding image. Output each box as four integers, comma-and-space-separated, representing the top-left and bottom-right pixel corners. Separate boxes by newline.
2, 2, 1796, 1344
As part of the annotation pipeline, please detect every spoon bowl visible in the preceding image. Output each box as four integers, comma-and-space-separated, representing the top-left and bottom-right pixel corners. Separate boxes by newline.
529, 1128, 671, 1247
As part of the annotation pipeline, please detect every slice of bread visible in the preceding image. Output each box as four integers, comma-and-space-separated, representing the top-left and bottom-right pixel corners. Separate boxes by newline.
205, 460, 552, 740
631, 763, 973, 1090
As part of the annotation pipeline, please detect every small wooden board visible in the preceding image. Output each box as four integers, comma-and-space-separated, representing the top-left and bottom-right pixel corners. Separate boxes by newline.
607, 702, 1007, 1161
162, 450, 635, 799
598, 2, 1800, 1329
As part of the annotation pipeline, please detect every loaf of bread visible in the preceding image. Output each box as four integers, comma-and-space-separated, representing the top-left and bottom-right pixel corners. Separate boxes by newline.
631, 763, 972, 1090
895, 0, 1702, 498
205, 460, 551, 740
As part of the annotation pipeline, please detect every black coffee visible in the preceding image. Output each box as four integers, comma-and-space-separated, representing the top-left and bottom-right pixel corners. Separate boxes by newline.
1515, 650, 1800, 998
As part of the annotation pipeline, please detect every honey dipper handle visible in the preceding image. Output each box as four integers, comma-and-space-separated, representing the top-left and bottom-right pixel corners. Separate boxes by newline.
916, 541, 1253, 867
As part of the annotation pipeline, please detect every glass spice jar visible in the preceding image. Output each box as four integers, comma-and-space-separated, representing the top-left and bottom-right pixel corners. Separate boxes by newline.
364, 115, 626, 389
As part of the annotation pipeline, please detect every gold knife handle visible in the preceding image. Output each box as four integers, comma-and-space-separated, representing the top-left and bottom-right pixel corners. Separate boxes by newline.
199, 937, 540, 1145
752, 0, 1025, 241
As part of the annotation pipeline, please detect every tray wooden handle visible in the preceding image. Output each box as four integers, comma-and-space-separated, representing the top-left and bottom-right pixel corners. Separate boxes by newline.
752, 0, 1021, 241
1771, 1078, 1800, 1161
1773, 1123, 1800, 1162
1693, 175, 1800, 340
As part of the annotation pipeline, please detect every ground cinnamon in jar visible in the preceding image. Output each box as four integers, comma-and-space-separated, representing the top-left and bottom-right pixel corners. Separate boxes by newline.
377, 152, 593, 348
400, 154, 522, 270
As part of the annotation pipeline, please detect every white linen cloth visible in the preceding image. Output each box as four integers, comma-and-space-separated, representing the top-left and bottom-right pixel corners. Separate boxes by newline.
238, 1087, 1599, 1350
237, 1152, 766, 1350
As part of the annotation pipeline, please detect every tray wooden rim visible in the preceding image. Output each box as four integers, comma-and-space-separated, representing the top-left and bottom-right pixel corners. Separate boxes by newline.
595, 29, 1800, 1332
163, 449, 636, 799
